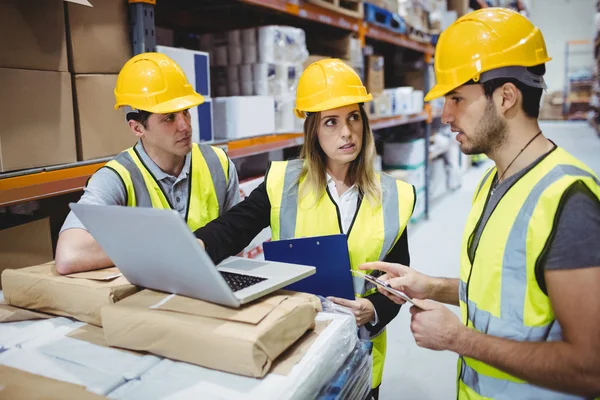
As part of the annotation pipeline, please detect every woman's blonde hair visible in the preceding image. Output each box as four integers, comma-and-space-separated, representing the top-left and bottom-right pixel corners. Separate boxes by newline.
297, 104, 382, 205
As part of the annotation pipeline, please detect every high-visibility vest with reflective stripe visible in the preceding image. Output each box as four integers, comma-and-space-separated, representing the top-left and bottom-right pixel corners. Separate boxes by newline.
104, 143, 229, 232
458, 147, 600, 399
266, 159, 415, 388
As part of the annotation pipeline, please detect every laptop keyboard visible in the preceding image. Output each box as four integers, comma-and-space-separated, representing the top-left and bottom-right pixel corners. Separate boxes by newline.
220, 271, 267, 292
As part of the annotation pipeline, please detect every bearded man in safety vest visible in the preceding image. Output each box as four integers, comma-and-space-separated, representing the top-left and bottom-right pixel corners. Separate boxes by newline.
56, 53, 240, 275
362, 8, 600, 399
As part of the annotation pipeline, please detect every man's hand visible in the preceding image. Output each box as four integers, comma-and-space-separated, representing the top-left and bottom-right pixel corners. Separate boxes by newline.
409, 299, 466, 352
328, 296, 375, 326
197, 239, 205, 249
360, 261, 435, 304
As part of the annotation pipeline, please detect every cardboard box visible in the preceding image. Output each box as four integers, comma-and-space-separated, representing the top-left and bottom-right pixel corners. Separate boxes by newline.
213, 96, 276, 140
156, 27, 176, 47
447, 0, 469, 16
157, 46, 211, 97
73, 74, 137, 161
2, 263, 139, 326
366, 56, 385, 95
0, 0, 68, 71
383, 138, 426, 168
102, 289, 321, 378
0, 365, 106, 400
385, 166, 426, 191
0, 68, 77, 172
66, 0, 132, 73
540, 92, 564, 121
0, 218, 53, 289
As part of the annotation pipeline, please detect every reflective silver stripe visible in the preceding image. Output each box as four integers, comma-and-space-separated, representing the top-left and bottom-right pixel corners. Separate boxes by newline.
500, 165, 599, 329
459, 280, 558, 340
459, 279, 467, 304
460, 357, 585, 400
112, 151, 152, 207
475, 167, 495, 199
279, 159, 303, 240
378, 173, 401, 260
358, 173, 401, 295
198, 144, 227, 212
462, 165, 599, 398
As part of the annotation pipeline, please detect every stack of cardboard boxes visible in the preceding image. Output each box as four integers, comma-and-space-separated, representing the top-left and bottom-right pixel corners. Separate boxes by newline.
0, 0, 134, 173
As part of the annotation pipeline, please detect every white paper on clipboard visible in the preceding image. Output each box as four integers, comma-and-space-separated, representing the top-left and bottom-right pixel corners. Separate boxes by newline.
352, 271, 420, 307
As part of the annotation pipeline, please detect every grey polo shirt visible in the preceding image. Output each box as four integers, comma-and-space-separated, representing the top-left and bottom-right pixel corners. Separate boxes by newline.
468, 146, 600, 291
61, 141, 240, 233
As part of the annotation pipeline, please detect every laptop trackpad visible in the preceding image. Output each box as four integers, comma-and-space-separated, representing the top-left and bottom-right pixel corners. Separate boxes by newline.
219, 259, 269, 272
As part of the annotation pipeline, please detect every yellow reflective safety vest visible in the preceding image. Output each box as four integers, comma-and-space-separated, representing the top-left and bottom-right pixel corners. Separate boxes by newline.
458, 147, 600, 399
266, 159, 415, 388
104, 143, 229, 231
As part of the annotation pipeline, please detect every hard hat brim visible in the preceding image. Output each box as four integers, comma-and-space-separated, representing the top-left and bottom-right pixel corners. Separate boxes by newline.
115, 93, 205, 113
294, 94, 373, 119
424, 83, 455, 102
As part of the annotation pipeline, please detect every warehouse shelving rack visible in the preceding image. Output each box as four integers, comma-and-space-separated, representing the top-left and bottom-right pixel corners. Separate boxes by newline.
0, 0, 444, 222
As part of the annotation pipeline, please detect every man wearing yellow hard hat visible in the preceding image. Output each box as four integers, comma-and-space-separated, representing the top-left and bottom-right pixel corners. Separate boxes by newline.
55, 53, 240, 275
195, 58, 415, 398
361, 8, 600, 399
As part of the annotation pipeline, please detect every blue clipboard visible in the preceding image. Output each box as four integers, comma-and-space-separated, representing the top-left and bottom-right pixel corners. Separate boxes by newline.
263, 234, 355, 300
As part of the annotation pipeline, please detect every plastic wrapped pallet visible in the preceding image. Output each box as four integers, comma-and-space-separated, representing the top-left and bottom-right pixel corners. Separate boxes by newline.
106, 312, 358, 400
0, 316, 160, 396
316, 340, 373, 400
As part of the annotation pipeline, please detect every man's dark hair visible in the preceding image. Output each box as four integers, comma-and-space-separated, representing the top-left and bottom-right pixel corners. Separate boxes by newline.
478, 64, 546, 119
126, 110, 152, 129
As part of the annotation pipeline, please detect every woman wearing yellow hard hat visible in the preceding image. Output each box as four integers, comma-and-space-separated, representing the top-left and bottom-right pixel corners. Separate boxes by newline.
56, 52, 240, 275
195, 58, 416, 398
363, 8, 600, 400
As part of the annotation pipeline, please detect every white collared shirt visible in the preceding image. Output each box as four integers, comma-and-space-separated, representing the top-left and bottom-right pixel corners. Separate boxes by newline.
326, 174, 359, 234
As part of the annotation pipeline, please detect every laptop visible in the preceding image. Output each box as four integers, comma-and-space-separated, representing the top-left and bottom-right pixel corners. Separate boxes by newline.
69, 203, 315, 308
263, 234, 355, 300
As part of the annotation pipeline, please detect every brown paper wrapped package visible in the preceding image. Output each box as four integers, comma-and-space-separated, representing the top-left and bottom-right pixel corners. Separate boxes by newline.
1, 262, 139, 326
102, 289, 321, 378
0, 365, 106, 399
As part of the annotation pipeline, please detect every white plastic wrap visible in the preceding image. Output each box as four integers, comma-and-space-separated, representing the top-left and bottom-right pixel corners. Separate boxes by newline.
274, 94, 295, 133
213, 46, 228, 67
0, 317, 81, 350
316, 340, 373, 400
228, 45, 243, 65
0, 348, 125, 395
243, 44, 258, 64
252, 63, 302, 96
258, 26, 308, 64
106, 312, 358, 400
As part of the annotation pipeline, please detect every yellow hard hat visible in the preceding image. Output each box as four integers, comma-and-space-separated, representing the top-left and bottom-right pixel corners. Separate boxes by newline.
114, 52, 204, 113
425, 8, 551, 101
294, 58, 372, 118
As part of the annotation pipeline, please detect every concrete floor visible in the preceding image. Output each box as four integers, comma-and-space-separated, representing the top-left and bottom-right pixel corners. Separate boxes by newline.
379, 121, 600, 400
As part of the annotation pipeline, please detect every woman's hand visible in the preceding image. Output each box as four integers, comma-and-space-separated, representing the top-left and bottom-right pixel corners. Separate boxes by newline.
328, 296, 375, 326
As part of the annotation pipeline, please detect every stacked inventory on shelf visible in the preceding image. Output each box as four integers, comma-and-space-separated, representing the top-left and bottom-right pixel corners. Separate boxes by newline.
563, 39, 595, 121
0, 0, 134, 173
0, 0, 477, 229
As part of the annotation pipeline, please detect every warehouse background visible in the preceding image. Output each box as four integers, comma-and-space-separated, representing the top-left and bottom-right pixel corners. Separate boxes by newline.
0, 1, 598, 398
